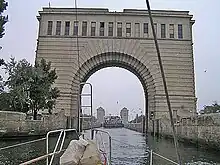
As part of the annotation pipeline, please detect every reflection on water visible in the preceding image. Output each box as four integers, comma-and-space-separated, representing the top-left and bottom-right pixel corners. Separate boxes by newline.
0, 128, 220, 165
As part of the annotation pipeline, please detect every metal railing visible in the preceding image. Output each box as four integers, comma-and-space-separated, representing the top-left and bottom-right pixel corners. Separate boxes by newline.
46, 129, 77, 165
92, 129, 112, 165
0, 137, 46, 151
149, 150, 179, 165
13, 128, 78, 165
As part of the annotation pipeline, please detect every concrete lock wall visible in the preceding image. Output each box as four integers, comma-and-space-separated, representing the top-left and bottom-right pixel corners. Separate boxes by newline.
148, 113, 220, 149
125, 123, 143, 133
0, 110, 67, 137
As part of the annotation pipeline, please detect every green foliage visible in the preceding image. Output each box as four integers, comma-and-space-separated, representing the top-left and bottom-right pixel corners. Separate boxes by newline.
0, 58, 4, 92
29, 59, 60, 118
0, 0, 8, 38
0, 58, 4, 65
0, 92, 12, 111
0, 58, 60, 119
203, 101, 220, 114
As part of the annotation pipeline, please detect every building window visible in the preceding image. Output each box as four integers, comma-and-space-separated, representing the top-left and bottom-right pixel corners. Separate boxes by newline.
47, 21, 53, 35
178, 24, 183, 39
56, 21, 61, 35
117, 22, 122, 37
143, 23, 148, 34
82, 21, 87, 36
108, 22, 113, 36
126, 23, 131, 37
161, 24, 166, 38
153, 23, 157, 35
100, 22, 105, 36
135, 23, 140, 37
169, 24, 174, 38
73, 21, 79, 36
91, 22, 96, 36
64, 21, 70, 35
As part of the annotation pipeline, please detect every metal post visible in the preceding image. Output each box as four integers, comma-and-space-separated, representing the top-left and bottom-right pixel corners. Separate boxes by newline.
90, 83, 93, 139
145, 0, 182, 164
107, 132, 112, 165
150, 150, 153, 165
145, 94, 148, 134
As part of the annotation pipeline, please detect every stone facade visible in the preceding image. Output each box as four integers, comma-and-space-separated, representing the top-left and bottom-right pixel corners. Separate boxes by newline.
36, 8, 196, 129
120, 107, 129, 124
148, 114, 220, 150
0, 110, 67, 137
97, 107, 105, 124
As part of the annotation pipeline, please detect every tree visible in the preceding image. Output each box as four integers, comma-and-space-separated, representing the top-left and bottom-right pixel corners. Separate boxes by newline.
29, 59, 60, 119
0, 0, 8, 38
0, 58, 5, 93
0, 92, 12, 111
203, 101, 220, 114
3, 58, 60, 119
4, 58, 32, 112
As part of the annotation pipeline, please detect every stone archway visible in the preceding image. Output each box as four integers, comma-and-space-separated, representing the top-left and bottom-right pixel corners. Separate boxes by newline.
36, 7, 196, 131
71, 52, 156, 129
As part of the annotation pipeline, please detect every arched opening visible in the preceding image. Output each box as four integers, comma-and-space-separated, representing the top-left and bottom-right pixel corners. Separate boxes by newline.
81, 67, 146, 130
70, 52, 156, 131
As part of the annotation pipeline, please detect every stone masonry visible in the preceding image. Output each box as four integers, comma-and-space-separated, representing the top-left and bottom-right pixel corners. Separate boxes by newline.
0, 110, 67, 138
36, 8, 196, 129
148, 114, 220, 150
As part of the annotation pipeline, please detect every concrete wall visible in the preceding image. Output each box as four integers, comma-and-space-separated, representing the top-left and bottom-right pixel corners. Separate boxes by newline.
0, 110, 67, 137
148, 113, 220, 149
125, 123, 143, 133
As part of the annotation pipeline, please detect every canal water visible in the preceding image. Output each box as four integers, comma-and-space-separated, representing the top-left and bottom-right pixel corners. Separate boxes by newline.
0, 128, 220, 165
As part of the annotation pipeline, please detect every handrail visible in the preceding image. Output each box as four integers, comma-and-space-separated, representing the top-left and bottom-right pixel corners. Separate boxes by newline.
150, 150, 153, 165
49, 130, 63, 165
19, 149, 66, 165
1, 129, 78, 165
46, 128, 77, 165
153, 152, 179, 165
0, 137, 46, 151
93, 129, 112, 165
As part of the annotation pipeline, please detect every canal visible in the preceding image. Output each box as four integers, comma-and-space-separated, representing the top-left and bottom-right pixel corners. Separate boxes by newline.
0, 128, 220, 165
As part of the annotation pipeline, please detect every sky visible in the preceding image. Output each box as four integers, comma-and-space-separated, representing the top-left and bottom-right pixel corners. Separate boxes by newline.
0, 0, 220, 119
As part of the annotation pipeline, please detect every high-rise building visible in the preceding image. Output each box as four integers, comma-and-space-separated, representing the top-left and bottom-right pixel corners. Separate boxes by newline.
120, 107, 129, 124
97, 107, 105, 124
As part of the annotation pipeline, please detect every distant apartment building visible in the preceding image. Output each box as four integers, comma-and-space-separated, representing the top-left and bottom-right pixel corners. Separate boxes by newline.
97, 107, 105, 124
120, 107, 129, 124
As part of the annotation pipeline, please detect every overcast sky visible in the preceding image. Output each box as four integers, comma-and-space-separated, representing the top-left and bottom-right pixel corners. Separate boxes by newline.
0, 0, 219, 119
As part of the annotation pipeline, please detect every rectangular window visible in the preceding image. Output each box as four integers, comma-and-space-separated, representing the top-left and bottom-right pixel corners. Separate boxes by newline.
82, 21, 87, 36
56, 21, 61, 35
64, 21, 70, 35
91, 22, 96, 36
143, 23, 148, 34
178, 24, 183, 39
169, 24, 174, 38
47, 21, 53, 35
99, 22, 105, 36
73, 21, 78, 36
117, 22, 122, 37
135, 23, 140, 37
153, 23, 157, 35
108, 22, 113, 36
161, 24, 166, 38
126, 23, 131, 37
